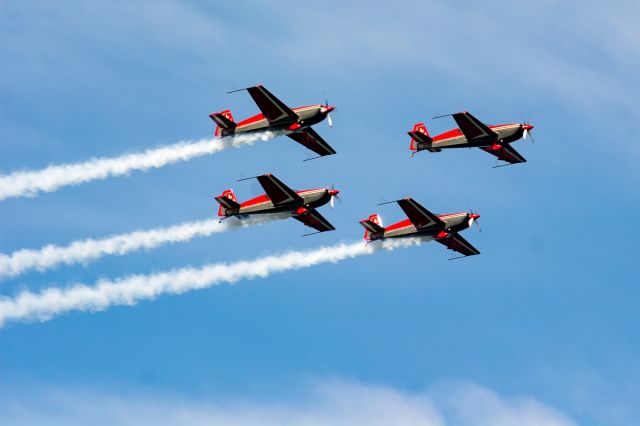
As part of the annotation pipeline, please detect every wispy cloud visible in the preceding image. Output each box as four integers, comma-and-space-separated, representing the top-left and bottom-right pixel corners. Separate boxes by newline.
0, 379, 576, 426
267, 1, 638, 110
0, 132, 275, 201
0, 238, 423, 327
0, 214, 288, 280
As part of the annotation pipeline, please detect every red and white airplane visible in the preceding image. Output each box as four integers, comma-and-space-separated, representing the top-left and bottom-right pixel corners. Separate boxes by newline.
215, 173, 340, 234
210, 85, 336, 158
408, 111, 534, 165
359, 198, 481, 258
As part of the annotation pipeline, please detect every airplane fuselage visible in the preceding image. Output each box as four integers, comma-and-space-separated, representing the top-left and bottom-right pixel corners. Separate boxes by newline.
369, 212, 473, 241
222, 105, 330, 137
226, 188, 333, 217
430, 124, 525, 149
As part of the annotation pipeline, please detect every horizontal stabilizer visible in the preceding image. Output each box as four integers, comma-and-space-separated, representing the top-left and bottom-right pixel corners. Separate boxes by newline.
359, 213, 384, 241
408, 123, 435, 152
215, 189, 240, 216
407, 130, 433, 144
210, 110, 236, 137
359, 219, 384, 234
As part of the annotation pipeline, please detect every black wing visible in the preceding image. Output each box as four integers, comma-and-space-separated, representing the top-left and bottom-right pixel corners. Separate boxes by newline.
452, 111, 498, 142
436, 232, 480, 257
287, 128, 337, 157
396, 198, 445, 230
294, 209, 335, 233
256, 174, 303, 206
480, 143, 527, 164
247, 85, 297, 125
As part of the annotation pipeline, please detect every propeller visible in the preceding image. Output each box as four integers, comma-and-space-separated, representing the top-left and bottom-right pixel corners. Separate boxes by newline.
468, 211, 481, 233
522, 122, 535, 144
328, 185, 341, 209
325, 99, 334, 128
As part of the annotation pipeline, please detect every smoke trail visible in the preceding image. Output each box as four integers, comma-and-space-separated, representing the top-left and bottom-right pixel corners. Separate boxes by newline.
0, 132, 276, 201
0, 214, 288, 281
0, 238, 425, 327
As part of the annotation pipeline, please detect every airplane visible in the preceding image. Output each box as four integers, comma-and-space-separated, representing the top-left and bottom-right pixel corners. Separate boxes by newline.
408, 111, 534, 166
215, 173, 340, 235
209, 84, 336, 159
359, 197, 481, 258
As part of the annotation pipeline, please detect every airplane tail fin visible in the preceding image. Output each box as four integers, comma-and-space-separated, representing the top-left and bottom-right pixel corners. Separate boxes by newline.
210, 110, 236, 137
359, 213, 384, 241
407, 123, 437, 152
214, 189, 240, 216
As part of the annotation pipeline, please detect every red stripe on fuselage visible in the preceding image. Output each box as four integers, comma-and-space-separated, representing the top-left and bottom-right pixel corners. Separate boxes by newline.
239, 188, 324, 208
432, 123, 513, 142
235, 105, 323, 128
237, 113, 267, 127
385, 218, 413, 232
293, 104, 323, 111
240, 194, 270, 208
432, 128, 463, 141
385, 212, 466, 231
437, 212, 466, 218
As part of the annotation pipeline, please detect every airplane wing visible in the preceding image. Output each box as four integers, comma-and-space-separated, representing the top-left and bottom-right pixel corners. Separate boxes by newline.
397, 198, 445, 230
452, 111, 498, 142
293, 209, 336, 233
480, 143, 527, 164
256, 174, 303, 206
436, 232, 480, 257
287, 127, 337, 157
247, 85, 297, 124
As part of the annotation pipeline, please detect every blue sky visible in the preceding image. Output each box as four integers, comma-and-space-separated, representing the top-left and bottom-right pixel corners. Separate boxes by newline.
1, 1, 639, 424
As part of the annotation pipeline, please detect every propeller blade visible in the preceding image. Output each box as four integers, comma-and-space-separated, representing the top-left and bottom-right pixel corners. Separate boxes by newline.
523, 128, 528, 140
468, 211, 481, 233
327, 113, 334, 127
330, 195, 335, 209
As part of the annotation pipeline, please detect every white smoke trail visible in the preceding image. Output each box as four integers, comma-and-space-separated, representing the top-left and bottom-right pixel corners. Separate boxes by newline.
0, 238, 425, 327
0, 132, 276, 201
0, 214, 288, 281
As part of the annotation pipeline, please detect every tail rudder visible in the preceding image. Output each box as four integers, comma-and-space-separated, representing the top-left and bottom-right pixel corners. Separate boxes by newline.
215, 189, 240, 216
210, 110, 236, 137
407, 122, 432, 152
359, 213, 384, 241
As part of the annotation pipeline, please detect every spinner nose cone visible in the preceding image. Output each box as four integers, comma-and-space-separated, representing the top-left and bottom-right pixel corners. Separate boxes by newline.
469, 213, 480, 220
324, 105, 335, 114
523, 123, 534, 131
328, 189, 340, 196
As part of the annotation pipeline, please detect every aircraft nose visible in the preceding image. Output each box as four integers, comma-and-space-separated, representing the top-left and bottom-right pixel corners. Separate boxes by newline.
324, 105, 335, 113
469, 213, 480, 220
328, 189, 340, 196
523, 123, 534, 131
